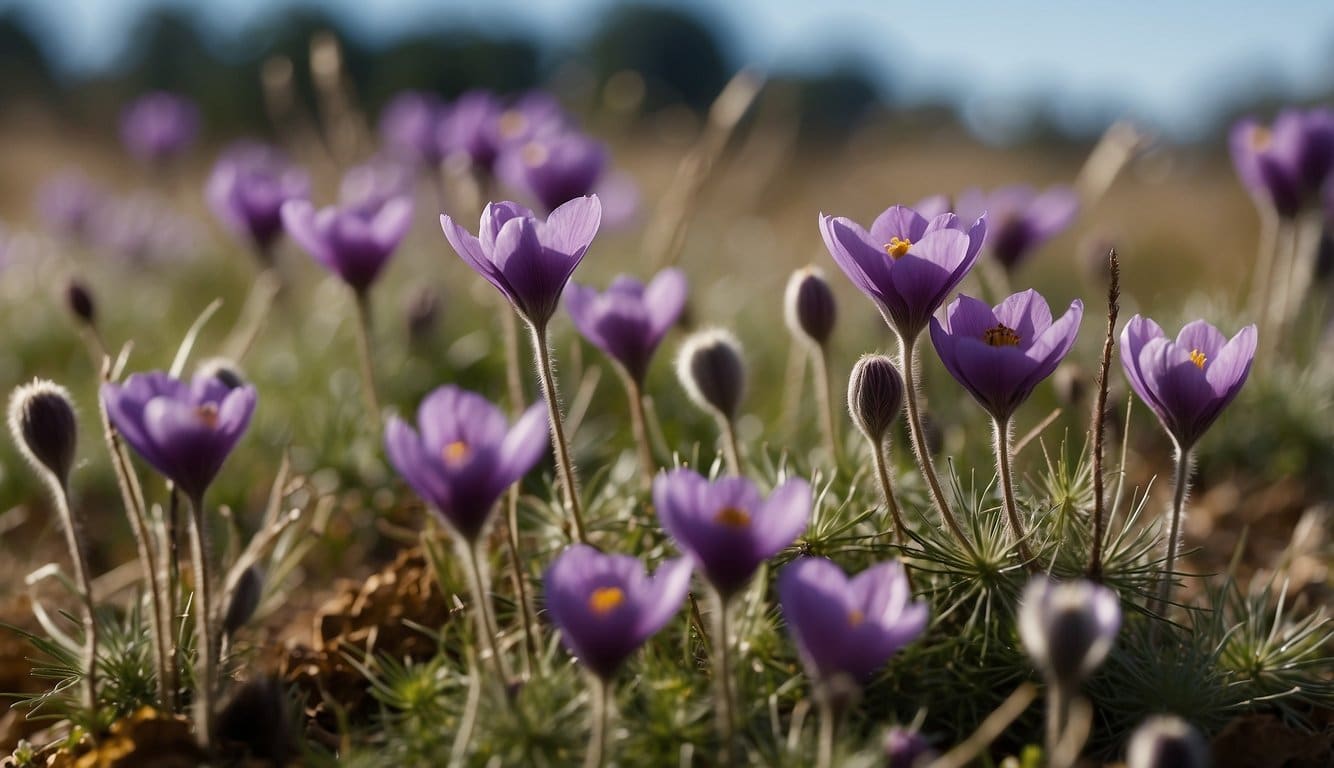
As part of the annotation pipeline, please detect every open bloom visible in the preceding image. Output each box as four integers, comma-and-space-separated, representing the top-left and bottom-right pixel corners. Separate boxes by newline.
497, 131, 607, 213
436, 90, 503, 170
281, 196, 414, 292
1018, 577, 1120, 686
819, 205, 986, 340
207, 142, 310, 251
120, 91, 200, 164
1119, 316, 1257, 449
544, 545, 692, 679
955, 185, 1079, 271
565, 268, 687, 383
440, 196, 602, 328
652, 468, 810, 598
779, 557, 928, 683
378, 91, 447, 167
930, 290, 1083, 421
384, 386, 547, 541
1230, 108, 1334, 217
102, 372, 256, 500
487, 91, 569, 155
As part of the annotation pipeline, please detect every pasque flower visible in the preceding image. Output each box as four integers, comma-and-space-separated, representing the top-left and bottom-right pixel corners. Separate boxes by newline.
436, 90, 503, 170
497, 131, 608, 213
566, 268, 687, 383
440, 196, 602, 328
384, 385, 547, 541
1019, 577, 1120, 686
544, 545, 692, 679
652, 468, 811, 598
930, 290, 1083, 421
779, 557, 928, 684
819, 204, 986, 340
207, 142, 311, 252
379, 91, 447, 166
101, 371, 257, 500
1230, 108, 1334, 216
1118, 316, 1257, 449
281, 195, 414, 292
955, 185, 1079, 271
121, 91, 200, 164
36, 171, 104, 242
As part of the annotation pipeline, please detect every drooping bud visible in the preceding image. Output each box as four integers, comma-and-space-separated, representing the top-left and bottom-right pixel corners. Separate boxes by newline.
65, 279, 97, 328
1126, 715, 1210, 768
847, 354, 903, 445
676, 329, 745, 422
784, 266, 837, 348
196, 358, 248, 390
884, 726, 936, 767
1018, 577, 1121, 687
406, 286, 441, 343
7, 380, 79, 485
223, 565, 264, 637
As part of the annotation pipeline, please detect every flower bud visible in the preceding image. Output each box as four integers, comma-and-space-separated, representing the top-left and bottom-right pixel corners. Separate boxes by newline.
676, 329, 745, 422
784, 266, 836, 348
196, 357, 248, 390
65, 279, 97, 327
1052, 363, 1087, 408
7, 380, 78, 485
406, 286, 440, 343
847, 354, 903, 445
1018, 577, 1121, 687
1126, 715, 1209, 768
884, 726, 936, 767
223, 565, 264, 637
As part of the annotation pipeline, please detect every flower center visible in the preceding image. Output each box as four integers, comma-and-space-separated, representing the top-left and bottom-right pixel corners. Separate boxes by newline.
983, 324, 1022, 347
498, 110, 527, 139
1249, 126, 1272, 151
196, 404, 220, 428
848, 609, 865, 627
442, 440, 471, 465
884, 237, 912, 259
1189, 349, 1207, 369
713, 506, 752, 528
522, 142, 549, 166
588, 586, 625, 616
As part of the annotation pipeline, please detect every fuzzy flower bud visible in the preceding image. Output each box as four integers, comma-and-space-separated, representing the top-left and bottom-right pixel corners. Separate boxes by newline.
196, 358, 248, 390
784, 266, 837, 348
65, 279, 96, 327
1126, 715, 1210, 768
1019, 577, 1121, 687
847, 354, 904, 445
8, 380, 79, 485
676, 329, 746, 422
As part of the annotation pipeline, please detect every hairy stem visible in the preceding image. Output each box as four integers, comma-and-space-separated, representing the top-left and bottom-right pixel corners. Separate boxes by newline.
1247, 206, 1279, 318
1046, 681, 1071, 768
811, 343, 839, 465
896, 334, 974, 555
352, 289, 382, 420
718, 414, 742, 477
46, 477, 98, 713
503, 488, 537, 677
530, 324, 587, 543
621, 371, 656, 485
711, 591, 737, 759
500, 302, 526, 412
869, 438, 907, 546
461, 538, 508, 684
1156, 444, 1194, 615
186, 492, 217, 750
1088, 250, 1119, 580
816, 698, 840, 768
993, 417, 1036, 566
584, 675, 610, 768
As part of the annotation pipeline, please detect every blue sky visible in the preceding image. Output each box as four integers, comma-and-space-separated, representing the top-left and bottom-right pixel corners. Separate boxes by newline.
6, 0, 1334, 138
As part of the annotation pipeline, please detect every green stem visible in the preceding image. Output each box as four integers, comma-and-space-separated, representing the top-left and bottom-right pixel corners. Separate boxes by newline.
711, 591, 737, 758
530, 323, 587, 543
48, 477, 98, 713
503, 487, 537, 677
896, 334, 974, 555
352, 289, 382, 420
584, 675, 610, 768
811, 343, 839, 465
992, 417, 1036, 566
622, 372, 656, 486
186, 492, 217, 750
1046, 681, 1070, 767
718, 414, 742, 476
816, 698, 838, 768
461, 538, 508, 683
1156, 444, 1194, 614
869, 438, 907, 546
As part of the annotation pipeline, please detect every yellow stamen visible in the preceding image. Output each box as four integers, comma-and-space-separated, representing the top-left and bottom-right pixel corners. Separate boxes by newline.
983, 324, 1022, 347
196, 404, 219, 428
443, 440, 471, 465
848, 609, 865, 627
588, 586, 625, 616
713, 506, 752, 528
498, 110, 527, 138
1249, 126, 1272, 151
884, 237, 912, 259
1189, 349, 1207, 369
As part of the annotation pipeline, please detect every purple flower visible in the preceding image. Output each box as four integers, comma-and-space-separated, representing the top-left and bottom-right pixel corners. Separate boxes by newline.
955, 185, 1079, 271
1018, 577, 1120, 686
339, 159, 416, 213
120, 91, 200, 164
778, 557, 928, 683
206, 142, 311, 252
929, 290, 1084, 421
819, 204, 987, 340
652, 468, 810, 598
379, 91, 448, 166
384, 386, 547, 541
544, 544, 692, 679
1230, 108, 1334, 217
497, 131, 608, 213
884, 727, 936, 768
436, 90, 503, 170
87, 193, 199, 264
565, 268, 688, 383
101, 372, 256, 500
281, 195, 414, 292
1119, 316, 1257, 449
440, 196, 602, 328
488, 91, 570, 154
36, 171, 104, 242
